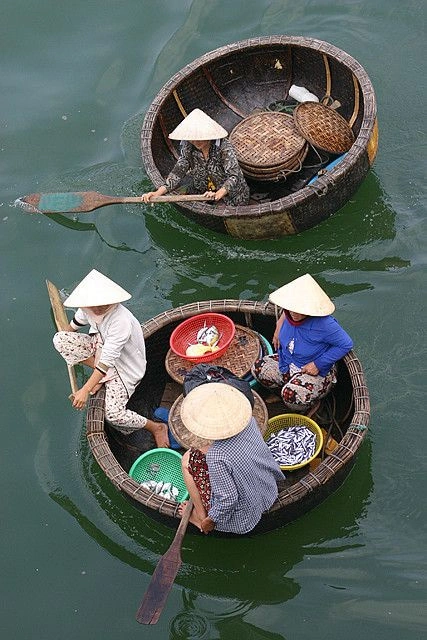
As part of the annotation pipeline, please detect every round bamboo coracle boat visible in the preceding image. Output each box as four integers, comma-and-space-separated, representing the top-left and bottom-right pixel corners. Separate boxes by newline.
86, 300, 370, 535
141, 36, 378, 240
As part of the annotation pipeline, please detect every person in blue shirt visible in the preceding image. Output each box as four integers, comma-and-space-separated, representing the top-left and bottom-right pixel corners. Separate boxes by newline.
251, 273, 353, 413
178, 383, 284, 534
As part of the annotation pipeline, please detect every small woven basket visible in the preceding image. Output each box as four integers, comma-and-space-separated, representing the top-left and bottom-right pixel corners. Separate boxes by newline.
264, 414, 323, 471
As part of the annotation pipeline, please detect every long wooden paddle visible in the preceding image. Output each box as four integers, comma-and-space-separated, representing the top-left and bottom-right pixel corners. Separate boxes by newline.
16, 190, 213, 215
46, 279, 78, 395
136, 499, 194, 624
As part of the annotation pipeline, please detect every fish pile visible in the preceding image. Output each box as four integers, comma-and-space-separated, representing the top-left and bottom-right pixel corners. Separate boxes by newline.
140, 480, 180, 501
266, 425, 317, 467
186, 323, 221, 357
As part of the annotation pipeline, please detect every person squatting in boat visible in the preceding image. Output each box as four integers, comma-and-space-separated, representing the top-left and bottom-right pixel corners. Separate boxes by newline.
178, 383, 284, 534
141, 108, 250, 206
52, 269, 169, 448
251, 273, 353, 413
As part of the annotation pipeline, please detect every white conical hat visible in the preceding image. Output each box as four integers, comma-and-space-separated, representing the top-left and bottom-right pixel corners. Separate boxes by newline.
63, 269, 132, 307
168, 108, 228, 140
180, 383, 252, 441
269, 273, 335, 316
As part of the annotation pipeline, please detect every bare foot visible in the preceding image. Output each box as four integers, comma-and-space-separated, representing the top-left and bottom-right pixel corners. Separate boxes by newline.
152, 422, 170, 448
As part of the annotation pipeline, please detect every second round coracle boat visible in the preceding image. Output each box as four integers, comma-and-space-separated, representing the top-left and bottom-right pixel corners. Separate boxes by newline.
141, 35, 378, 239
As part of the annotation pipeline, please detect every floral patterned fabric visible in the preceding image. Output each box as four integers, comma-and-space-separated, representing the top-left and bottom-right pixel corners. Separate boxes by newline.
164, 139, 250, 205
187, 447, 211, 511
251, 353, 336, 411
53, 331, 148, 434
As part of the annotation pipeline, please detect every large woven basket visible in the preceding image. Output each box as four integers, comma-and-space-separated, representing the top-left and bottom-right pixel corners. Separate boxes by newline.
168, 389, 268, 450
230, 111, 308, 181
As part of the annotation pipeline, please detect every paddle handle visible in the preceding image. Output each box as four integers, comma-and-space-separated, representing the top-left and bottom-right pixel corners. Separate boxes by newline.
121, 194, 213, 203
171, 498, 194, 545
46, 280, 78, 395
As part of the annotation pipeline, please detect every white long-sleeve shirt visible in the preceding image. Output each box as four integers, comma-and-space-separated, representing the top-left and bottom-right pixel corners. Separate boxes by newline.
71, 304, 146, 397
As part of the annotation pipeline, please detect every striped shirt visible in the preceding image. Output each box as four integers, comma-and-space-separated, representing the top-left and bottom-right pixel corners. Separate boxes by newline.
206, 417, 284, 534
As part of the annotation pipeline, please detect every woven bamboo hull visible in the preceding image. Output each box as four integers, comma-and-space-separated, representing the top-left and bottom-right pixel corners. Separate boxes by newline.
86, 300, 370, 535
141, 36, 378, 239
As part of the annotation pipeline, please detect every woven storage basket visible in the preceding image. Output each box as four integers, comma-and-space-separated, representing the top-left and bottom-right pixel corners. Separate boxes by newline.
168, 389, 268, 450
166, 324, 260, 383
293, 102, 355, 154
264, 414, 323, 471
230, 111, 307, 181
239, 145, 308, 181
128, 448, 189, 502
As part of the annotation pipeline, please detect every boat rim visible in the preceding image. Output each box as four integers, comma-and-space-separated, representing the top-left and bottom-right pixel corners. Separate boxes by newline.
141, 35, 377, 217
86, 299, 370, 522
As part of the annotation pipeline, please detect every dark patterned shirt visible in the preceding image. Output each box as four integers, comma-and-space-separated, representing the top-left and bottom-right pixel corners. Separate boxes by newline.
206, 417, 284, 534
164, 139, 250, 205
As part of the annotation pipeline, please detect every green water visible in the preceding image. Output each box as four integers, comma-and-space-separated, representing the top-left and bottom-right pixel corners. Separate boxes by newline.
1, 1, 425, 639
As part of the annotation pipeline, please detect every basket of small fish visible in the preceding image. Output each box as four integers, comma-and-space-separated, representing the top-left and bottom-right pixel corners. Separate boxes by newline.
128, 448, 189, 502
169, 312, 236, 363
264, 414, 323, 471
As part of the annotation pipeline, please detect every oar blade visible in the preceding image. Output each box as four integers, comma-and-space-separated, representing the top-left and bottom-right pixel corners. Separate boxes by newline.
16, 191, 112, 214
136, 551, 182, 624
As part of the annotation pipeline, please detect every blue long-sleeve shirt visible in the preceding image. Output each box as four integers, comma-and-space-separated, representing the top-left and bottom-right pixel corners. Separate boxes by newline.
278, 315, 353, 377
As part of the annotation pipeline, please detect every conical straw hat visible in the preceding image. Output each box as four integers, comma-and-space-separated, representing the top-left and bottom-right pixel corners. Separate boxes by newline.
64, 269, 132, 307
269, 273, 335, 316
169, 108, 228, 141
180, 383, 252, 441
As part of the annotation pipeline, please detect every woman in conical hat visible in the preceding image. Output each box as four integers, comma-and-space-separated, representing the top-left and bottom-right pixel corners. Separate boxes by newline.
178, 383, 284, 534
141, 108, 249, 206
251, 274, 353, 413
52, 269, 169, 449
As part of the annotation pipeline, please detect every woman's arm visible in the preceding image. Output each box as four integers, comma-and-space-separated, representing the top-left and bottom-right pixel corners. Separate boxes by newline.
272, 312, 286, 350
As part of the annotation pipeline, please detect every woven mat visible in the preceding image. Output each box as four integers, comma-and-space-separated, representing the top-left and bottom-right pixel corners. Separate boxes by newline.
230, 112, 307, 168
293, 102, 355, 153
168, 390, 268, 450
165, 324, 261, 384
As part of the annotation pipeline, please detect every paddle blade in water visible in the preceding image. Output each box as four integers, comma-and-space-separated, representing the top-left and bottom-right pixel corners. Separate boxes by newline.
16, 190, 212, 214
15, 191, 117, 214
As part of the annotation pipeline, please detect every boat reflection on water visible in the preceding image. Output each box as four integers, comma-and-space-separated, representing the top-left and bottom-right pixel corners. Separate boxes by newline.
48, 431, 372, 611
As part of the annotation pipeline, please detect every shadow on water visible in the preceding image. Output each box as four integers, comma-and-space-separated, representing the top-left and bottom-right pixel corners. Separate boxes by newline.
48, 426, 373, 612
29, 165, 410, 302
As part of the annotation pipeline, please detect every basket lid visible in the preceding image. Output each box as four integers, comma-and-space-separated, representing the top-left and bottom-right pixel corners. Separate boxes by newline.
293, 102, 355, 154
230, 112, 307, 168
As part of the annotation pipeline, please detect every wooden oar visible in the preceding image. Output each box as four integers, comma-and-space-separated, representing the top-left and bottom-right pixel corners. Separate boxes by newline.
136, 499, 194, 625
16, 190, 213, 214
46, 279, 78, 395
